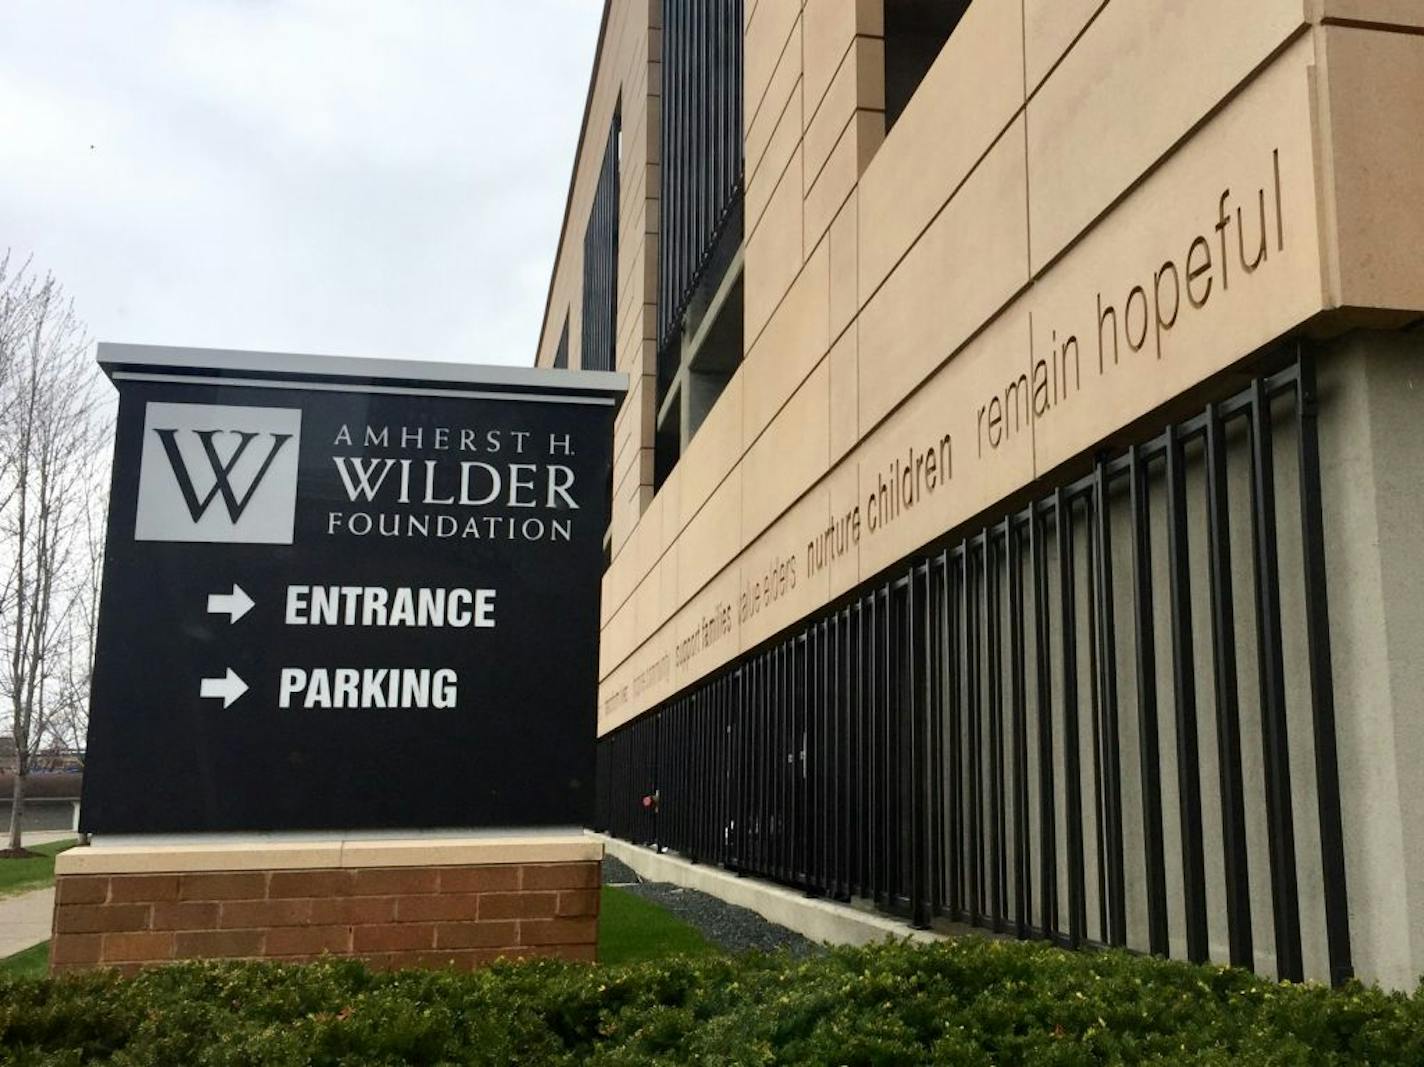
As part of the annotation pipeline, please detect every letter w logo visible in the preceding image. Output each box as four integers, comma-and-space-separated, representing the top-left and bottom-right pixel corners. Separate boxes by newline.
154, 429, 294, 523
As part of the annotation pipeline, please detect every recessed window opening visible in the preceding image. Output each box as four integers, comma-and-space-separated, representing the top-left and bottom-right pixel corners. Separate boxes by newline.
553, 314, 570, 369
884, 0, 970, 132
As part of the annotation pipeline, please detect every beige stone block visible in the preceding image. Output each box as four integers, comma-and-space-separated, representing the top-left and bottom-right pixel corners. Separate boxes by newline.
601, 534, 636, 620
858, 0, 1024, 299
599, 596, 637, 679
598, 578, 693, 729
612, 430, 654, 501
828, 325, 859, 464
1028, 35, 1324, 478
607, 481, 637, 561
629, 481, 665, 581
858, 121, 1030, 433
829, 192, 858, 342
745, 144, 805, 343
855, 0, 882, 35
743, 238, 830, 444
667, 567, 743, 693
1027, 0, 1307, 272
746, 18, 802, 189
1321, 26, 1424, 313
1024, 0, 1106, 93
822, 456, 863, 601
856, 310, 1035, 578
676, 466, 743, 603
808, 39, 882, 195
1320, 0, 1424, 28
805, 51, 857, 194
746, 0, 801, 134
738, 483, 831, 651
742, 358, 831, 542
631, 559, 664, 649
657, 460, 682, 549
339, 837, 601, 869
748, 80, 804, 235
659, 539, 681, 622
804, 114, 859, 256
598, 648, 639, 732
855, 35, 885, 112
601, 489, 648, 623
854, 109, 884, 173
678, 370, 744, 530
803, 0, 858, 122
57, 843, 345, 876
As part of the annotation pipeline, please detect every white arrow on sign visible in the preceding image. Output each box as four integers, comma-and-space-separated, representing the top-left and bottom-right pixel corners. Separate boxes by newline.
200, 668, 249, 708
207, 584, 255, 623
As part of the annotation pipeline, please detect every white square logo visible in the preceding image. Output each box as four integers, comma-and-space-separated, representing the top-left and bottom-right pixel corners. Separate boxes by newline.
134, 402, 302, 544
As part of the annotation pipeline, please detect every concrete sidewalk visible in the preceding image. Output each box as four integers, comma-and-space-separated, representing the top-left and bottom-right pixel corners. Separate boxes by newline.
0, 887, 53, 958
0, 834, 76, 960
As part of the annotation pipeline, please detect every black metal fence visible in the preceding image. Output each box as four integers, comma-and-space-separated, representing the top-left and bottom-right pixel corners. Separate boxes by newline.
596, 354, 1353, 985
581, 113, 620, 373
657, 0, 744, 355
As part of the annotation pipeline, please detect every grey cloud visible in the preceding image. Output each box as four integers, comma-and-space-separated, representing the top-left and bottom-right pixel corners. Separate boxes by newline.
0, 0, 602, 366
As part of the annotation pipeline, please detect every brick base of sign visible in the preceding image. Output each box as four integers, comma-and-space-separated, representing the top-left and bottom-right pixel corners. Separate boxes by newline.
50, 844, 600, 974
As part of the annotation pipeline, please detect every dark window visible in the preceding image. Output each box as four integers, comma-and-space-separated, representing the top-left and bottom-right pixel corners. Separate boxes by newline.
581, 110, 621, 373
885, 0, 970, 131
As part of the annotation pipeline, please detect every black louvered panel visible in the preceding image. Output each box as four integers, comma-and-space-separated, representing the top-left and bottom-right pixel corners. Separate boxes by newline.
658, 0, 744, 354
581, 115, 620, 372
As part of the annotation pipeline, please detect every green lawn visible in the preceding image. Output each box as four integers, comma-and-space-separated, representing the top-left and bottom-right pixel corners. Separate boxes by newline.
0, 838, 76, 898
597, 885, 719, 966
0, 940, 48, 978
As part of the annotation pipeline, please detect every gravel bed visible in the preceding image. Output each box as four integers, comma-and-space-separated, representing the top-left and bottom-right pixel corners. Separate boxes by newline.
602, 853, 822, 957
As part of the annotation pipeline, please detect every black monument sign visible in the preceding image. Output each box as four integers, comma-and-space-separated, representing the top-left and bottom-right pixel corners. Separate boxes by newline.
81, 344, 624, 833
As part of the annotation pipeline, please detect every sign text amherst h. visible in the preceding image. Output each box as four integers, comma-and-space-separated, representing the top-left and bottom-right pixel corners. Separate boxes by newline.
82, 345, 623, 834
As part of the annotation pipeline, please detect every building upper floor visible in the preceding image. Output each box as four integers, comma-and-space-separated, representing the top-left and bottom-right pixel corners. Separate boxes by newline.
532, 0, 1424, 732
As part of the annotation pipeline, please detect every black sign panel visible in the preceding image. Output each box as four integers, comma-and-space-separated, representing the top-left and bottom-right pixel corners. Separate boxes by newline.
82, 350, 619, 833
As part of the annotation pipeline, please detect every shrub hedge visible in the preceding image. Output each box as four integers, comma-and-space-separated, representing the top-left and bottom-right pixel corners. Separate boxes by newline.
1, 938, 1421, 1065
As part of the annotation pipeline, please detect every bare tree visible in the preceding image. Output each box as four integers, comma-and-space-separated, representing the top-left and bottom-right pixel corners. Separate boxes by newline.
0, 257, 103, 854
42, 481, 107, 763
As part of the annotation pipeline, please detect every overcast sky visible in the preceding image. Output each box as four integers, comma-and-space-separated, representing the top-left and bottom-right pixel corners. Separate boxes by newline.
0, 1, 602, 367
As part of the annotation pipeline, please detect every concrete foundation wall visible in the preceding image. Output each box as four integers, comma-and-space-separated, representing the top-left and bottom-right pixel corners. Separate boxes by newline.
1317, 329, 1424, 989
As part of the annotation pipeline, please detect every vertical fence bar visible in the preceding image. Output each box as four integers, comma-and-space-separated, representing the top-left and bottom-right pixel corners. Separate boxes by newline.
1165, 423, 1209, 963
1205, 401, 1254, 970
986, 531, 1005, 931
911, 569, 931, 928
1008, 517, 1031, 938
1058, 490, 1086, 947
949, 549, 966, 920
1248, 378, 1304, 982
930, 556, 948, 916
1293, 353, 1353, 985
967, 544, 983, 924
1032, 505, 1059, 940
1130, 445, 1170, 955
1093, 459, 1128, 947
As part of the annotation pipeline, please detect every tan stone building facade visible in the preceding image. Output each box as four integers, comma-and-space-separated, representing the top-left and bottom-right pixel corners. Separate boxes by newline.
537, 0, 1424, 988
